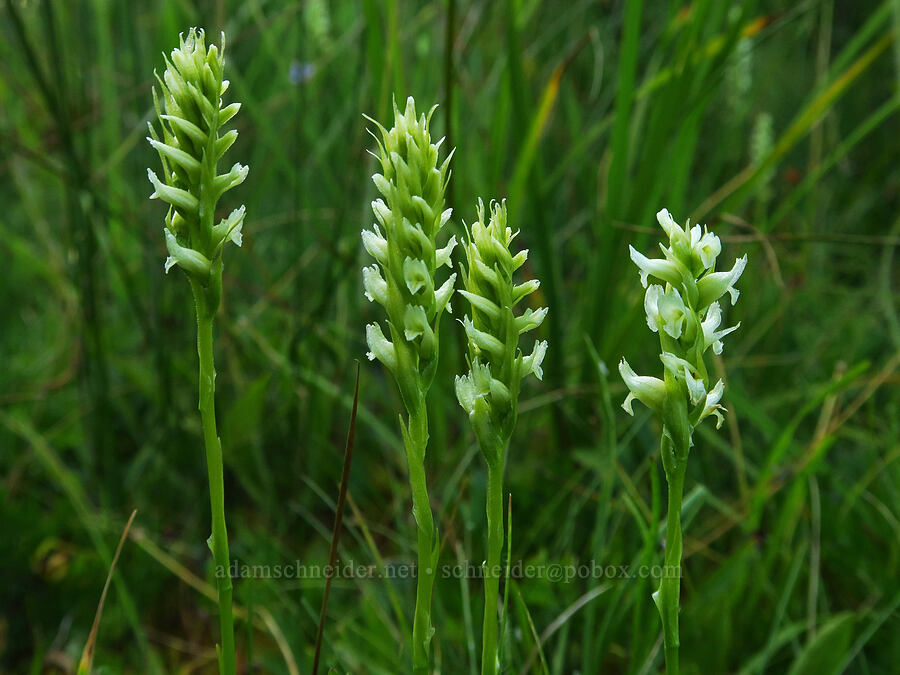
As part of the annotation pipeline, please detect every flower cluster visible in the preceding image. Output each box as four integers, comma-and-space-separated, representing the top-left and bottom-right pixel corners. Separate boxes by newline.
619, 208, 746, 440
455, 200, 548, 465
147, 28, 247, 288
362, 97, 456, 409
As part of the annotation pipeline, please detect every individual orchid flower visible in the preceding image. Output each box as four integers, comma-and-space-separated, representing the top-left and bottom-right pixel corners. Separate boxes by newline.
701, 302, 741, 355
644, 284, 689, 339
697, 254, 749, 308
695, 379, 726, 429
618, 358, 666, 416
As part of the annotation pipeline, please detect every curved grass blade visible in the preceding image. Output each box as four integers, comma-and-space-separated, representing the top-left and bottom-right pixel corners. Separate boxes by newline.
313, 362, 361, 674
77, 510, 138, 675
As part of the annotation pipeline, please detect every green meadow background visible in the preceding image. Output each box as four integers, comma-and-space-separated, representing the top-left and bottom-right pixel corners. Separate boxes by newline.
2, 0, 899, 672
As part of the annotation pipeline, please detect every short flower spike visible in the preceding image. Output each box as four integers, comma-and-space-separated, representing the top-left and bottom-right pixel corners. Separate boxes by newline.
362, 96, 456, 408
147, 28, 247, 290
455, 199, 548, 465
620, 208, 745, 433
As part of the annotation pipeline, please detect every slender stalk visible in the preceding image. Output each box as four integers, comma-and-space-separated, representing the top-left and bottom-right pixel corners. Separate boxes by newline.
193, 278, 236, 675
404, 400, 436, 675
455, 200, 548, 675
147, 29, 246, 675
481, 458, 505, 675
362, 98, 455, 673
657, 433, 685, 675
620, 207, 747, 675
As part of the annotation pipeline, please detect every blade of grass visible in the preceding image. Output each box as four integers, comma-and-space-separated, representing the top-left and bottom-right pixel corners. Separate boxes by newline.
77, 510, 138, 675
520, 584, 612, 674
512, 580, 550, 675
128, 525, 300, 675
693, 30, 895, 222
313, 362, 361, 674
0, 412, 163, 674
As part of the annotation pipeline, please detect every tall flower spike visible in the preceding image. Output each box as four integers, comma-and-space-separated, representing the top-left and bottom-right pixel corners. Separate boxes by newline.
145, 28, 246, 675
618, 207, 748, 675
360, 97, 454, 674
147, 27, 247, 289
455, 198, 548, 675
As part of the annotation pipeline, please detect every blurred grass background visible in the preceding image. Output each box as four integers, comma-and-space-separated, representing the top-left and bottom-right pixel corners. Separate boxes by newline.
1, 0, 899, 672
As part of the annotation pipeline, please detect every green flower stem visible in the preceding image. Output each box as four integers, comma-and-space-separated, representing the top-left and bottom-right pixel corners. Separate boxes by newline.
482, 456, 505, 675
657, 433, 685, 675
147, 29, 245, 675
454, 199, 548, 675
403, 399, 436, 675
192, 271, 236, 675
619, 207, 748, 675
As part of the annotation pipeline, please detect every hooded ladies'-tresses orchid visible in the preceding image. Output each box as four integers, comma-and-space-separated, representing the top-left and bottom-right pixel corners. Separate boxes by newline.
618, 207, 747, 675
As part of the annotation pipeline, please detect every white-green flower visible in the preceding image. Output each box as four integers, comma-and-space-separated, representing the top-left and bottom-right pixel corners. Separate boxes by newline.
521, 339, 548, 381
365, 322, 396, 373
644, 284, 688, 339
690, 224, 722, 270
622, 208, 746, 432
697, 254, 748, 308
696, 379, 726, 429
701, 302, 740, 355
619, 358, 666, 416
629, 245, 685, 289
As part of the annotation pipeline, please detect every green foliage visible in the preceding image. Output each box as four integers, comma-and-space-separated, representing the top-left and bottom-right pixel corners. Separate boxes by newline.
1, 1, 899, 674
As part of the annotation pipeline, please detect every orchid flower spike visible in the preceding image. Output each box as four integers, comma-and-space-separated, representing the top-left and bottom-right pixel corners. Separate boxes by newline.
455, 199, 548, 466
620, 208, 747, 442
361, 96, 456, 407
147, 28, 247, 293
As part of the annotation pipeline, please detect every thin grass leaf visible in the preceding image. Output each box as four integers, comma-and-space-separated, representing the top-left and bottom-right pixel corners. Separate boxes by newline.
313, 362, 361, 675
